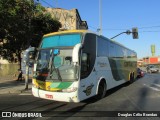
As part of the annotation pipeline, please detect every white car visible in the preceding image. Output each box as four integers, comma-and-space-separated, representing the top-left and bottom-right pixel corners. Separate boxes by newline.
146, 65, 159, 73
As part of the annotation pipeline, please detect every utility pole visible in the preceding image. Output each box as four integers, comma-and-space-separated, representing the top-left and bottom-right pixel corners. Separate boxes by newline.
98, 0, 102, 35
25, 63, 29, 90
25, 2, 32, 90
55, 0, 58, 8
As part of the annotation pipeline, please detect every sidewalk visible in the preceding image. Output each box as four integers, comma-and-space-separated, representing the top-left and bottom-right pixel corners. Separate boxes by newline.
0, 75, 32, 95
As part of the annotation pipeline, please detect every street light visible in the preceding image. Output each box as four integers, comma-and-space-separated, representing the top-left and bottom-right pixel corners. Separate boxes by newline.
110, 28, 139, 40
110, 30, 131, 40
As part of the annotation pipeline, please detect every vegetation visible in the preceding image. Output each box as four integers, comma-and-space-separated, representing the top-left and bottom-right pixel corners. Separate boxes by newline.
0, 0, 61, 65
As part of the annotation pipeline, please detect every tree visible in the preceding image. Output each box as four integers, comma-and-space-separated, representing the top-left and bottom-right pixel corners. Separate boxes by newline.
0, 0, 61, 67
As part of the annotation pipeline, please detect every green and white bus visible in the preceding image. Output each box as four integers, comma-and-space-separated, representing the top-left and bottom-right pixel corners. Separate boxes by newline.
31, 30, 137, 102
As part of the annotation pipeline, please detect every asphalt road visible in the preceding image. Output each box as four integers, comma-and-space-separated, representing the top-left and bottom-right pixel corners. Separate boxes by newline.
0, 73, 160, 120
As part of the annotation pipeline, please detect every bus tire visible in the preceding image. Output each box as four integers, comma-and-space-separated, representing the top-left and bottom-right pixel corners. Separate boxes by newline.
129, 72, 134, 83
96, 80, 106, 99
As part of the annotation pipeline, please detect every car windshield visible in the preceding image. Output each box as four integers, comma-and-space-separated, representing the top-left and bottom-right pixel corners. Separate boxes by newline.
150, 65, 158, 68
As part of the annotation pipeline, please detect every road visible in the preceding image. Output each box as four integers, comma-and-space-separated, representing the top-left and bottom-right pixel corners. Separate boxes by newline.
0, 73, 160, 120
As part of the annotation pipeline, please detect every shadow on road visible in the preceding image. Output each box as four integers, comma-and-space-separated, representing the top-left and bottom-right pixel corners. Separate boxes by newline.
111, 74, 160, 111
0, 79, 32, 89
136, 77, 160, 110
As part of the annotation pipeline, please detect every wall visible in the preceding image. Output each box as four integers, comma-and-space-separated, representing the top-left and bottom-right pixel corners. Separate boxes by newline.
0, 64, 19, 77
46, 8, 76, 30
46, 8, 88, 30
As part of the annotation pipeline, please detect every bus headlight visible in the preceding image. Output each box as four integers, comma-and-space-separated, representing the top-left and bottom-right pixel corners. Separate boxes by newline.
62, 87, 77, 93
32, 80, 39, 88
32, 83, 38, 88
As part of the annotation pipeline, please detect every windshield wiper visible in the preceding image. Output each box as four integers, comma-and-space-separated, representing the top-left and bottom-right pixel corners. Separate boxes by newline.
55, 68, 62, 81
49, 59, 62, 81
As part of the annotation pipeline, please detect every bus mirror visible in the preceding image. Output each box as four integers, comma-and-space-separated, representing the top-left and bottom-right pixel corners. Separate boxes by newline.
72, 43, 82, 63
22, 47, 36, 64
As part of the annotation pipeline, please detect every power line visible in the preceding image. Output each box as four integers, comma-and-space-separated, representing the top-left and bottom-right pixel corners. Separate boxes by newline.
139, 30, 160, 33
138, 25, 160, 29
102, 28, 129, 31
89, 25, 160, 31
89, 25, 131, 31
103, 25, 160, 31
88, 26, 97, 30
38, 0, 54, 8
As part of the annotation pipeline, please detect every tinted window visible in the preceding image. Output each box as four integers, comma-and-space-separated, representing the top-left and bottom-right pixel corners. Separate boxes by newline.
81, 33, 96, 79
109, 42, 116, 57
97, 37, 109, 57
41, 34, 81, 48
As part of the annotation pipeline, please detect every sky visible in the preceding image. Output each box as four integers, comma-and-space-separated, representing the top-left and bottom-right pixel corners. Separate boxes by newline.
37, 0, 160, 59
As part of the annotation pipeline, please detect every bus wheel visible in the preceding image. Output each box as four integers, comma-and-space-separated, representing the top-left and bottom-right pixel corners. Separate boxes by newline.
129, 73, 134, 83
96, 81, 106, 99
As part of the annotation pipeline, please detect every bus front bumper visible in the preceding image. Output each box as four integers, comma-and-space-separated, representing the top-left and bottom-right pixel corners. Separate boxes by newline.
32, 86, 80, 103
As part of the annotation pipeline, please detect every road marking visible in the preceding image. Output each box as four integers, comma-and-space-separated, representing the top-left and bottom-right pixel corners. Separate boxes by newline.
19, 93, 32, 95
0, 87, 9, 89
144, 84, 160, 91
149, 87, 160, 91
153, 83, 160, 87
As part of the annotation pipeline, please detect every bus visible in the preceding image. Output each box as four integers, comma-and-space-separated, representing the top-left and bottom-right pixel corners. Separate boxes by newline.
31, 30, 137, 102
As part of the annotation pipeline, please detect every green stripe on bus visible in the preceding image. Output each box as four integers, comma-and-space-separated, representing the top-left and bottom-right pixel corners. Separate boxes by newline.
50, 82, 73, 89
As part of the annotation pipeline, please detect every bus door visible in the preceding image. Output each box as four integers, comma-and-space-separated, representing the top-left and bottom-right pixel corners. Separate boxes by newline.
79, 53, 97, 100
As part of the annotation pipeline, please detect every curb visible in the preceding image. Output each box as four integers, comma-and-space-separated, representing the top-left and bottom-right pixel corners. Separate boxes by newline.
0, 90, 21, 94
0, 87, 32, 95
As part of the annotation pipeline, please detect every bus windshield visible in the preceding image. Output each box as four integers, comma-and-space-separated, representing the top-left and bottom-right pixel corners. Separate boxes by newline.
35, 48, 79, 81
41, 34, 81, 48
35, 33, 81, 81
36, 49, 51, 72
49, 49, 79, 81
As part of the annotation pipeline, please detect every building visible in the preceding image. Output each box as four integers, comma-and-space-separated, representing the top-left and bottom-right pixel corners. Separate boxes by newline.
137, 59, 143, 67
138, 56, 160, 66
46, 8, 88, 30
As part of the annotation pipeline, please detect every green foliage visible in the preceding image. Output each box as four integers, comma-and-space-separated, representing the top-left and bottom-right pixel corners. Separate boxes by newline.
0, 0, 61, 63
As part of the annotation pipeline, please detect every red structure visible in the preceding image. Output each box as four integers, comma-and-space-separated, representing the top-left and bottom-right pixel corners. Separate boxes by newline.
141, 56, 160, 65
150, 57, 158, 64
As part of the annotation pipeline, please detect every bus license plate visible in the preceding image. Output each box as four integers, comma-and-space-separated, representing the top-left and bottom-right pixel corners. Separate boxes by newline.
45, 94, 53, 99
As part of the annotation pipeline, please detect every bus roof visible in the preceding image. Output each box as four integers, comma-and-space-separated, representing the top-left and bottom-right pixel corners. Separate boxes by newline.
43, 30, 90, 38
